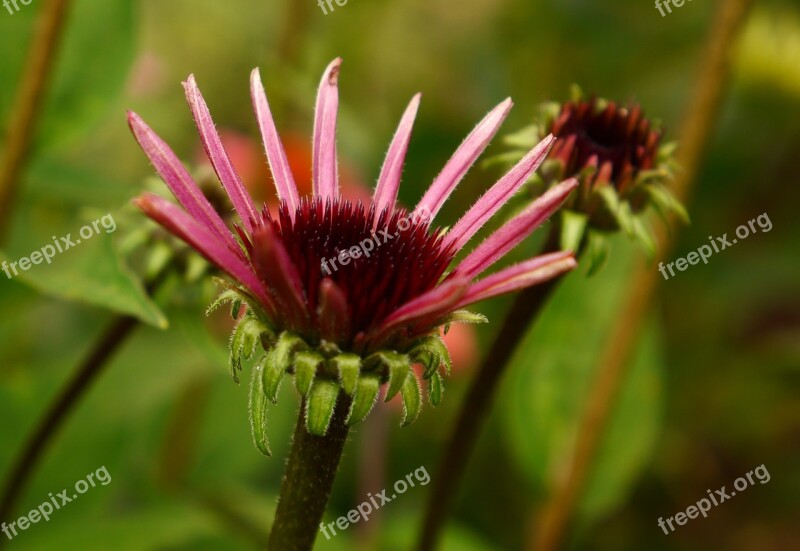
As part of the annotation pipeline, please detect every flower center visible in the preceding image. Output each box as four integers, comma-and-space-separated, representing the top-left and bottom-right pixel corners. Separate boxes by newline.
265, 196, 455, 341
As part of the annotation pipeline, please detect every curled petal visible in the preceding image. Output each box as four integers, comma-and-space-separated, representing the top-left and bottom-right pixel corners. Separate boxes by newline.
374, 277, 469, 341
134, 193, 272, 311
455, 251, 577, 309
184, 74, 260, 233
127, 112, 240, 253
373, 93, 421, 218
453, 178, 578, 279
414, 98, 512, 220
313, 58, 342, 200
318, 277, 351, 342
445, 134, 555, 250
250, 68, 300, 215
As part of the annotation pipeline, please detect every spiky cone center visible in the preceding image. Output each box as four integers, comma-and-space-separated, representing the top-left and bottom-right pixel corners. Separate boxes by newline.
217, 196, 464, 447
241, 196, 456, 352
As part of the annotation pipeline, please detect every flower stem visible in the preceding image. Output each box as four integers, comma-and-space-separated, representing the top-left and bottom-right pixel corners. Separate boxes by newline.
0, 0, 72, 243
0, 264, 172, 528
417, 228, 566, 551
268, 393, 352, 551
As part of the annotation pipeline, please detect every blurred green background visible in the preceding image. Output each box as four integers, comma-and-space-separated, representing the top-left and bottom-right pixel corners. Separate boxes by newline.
1, 0, 798, 549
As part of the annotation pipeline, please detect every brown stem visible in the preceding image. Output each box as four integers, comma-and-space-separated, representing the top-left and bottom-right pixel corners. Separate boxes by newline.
417, 228, 564, 551
0, 0, 73, 243
531, 1, 756, 549
0, 266, 172, 527
0, 315, 138, 526
268, 394, 352, 551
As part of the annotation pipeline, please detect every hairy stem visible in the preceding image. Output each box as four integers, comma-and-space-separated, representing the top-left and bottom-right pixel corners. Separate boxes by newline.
0, 0, 72, 243
417, 228, 564, 551
268, 394, 352, 551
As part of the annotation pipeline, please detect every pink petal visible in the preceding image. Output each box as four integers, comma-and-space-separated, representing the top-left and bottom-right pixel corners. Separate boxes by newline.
452, 178, 578, 279
445, 134, 555, 250
250, 68, 300, 216
251, 224, 310, 331
374, 276, 469, 339
455, 251, 577, 309
127, 112, 240, 253
413, 98, 513, 220
134, 193, 272, 312
183, 75, 260, 233
312, 58, 342, 200
373, 93, 421, 217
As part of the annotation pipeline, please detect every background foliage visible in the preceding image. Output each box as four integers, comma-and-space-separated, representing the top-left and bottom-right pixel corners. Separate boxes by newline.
1, 0, 798, 549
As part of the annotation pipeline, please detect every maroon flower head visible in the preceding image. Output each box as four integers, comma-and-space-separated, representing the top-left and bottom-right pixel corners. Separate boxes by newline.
127, 59, 578, 442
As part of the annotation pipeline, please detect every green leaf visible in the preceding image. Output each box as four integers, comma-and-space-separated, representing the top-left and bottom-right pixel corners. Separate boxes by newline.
400, 370, 422, 426
249, 359, 271, 456
501, 237, 663, 527
0, 236, 167, 328
347, 374, 381, 426
305, 380, 340, 436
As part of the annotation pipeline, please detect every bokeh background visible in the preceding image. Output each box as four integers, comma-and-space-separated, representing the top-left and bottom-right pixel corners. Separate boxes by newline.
1, 0, 798, 549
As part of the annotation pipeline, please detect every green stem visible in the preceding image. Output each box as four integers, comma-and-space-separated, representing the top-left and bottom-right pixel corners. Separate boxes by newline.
417, 228, 565, 551
268, 393, 352, 551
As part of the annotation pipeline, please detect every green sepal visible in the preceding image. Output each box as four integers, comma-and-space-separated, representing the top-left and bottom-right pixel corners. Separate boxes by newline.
294, 350, 323, 397
347, 374, 381, 425
409, 335, 452, 378
632, 217, 657, 260
400, 370, 422, 427
332, 354, 361, 395
585, 231, 610, 276
206, 288, 244, 316
439, 310, 488, 327
273, 332, 307, 375
428, 371, 444, 407
364, 351, 410, 402
560, 210, 589, 253
645, 184, 690, 225
261, 349, 285, 403
248, 358, 271, 456
229, 315, 272, 383
305, 380, 340, 436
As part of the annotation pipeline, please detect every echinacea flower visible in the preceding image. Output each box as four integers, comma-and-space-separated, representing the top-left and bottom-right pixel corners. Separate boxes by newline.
128, 58, 578, 451
496, 90, 685, 266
